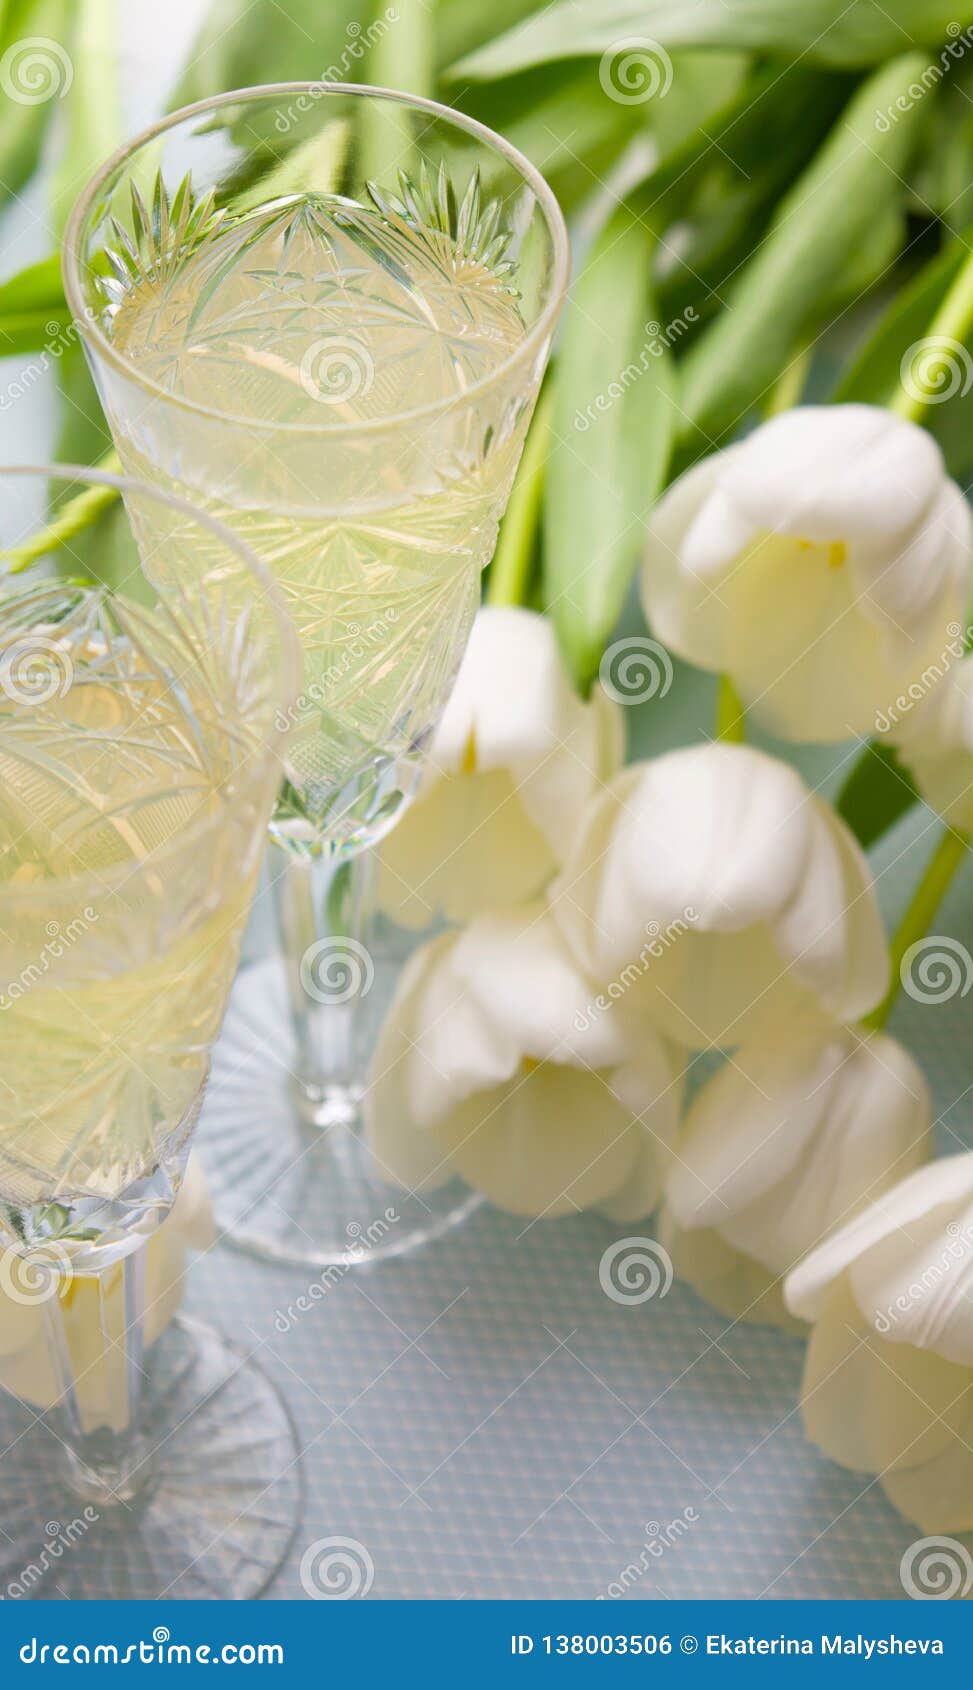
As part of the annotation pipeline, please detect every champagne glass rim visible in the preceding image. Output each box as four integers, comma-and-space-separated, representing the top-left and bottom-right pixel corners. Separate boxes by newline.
0, 460, 301, 905
62, 81, 571, 439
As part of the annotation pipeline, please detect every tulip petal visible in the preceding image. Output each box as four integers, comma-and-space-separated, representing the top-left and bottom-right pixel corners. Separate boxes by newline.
890, 652, 973, 832
723, 405, 942, 546
670, 1025, 928, 1277
681, 485, 755, 578
377, 606, 622, 924
668, 1024, 850, 1228
379, 766, 557, 927
554, 745, 886, 1047
363, 938, 463, 1192
428, 607, 577, 772
169, 1152, 215, 1252
785, 1153, 973, 1323
658, 1209, 803, 1331
596, 1045, 683, 1220
801, 1278, 966, 1479
849, 1201, 973, 1366
852, 479, 973, 633
882, 1396, 973, 1534
363, 912, 672, 1216
772, 800, 889, 1019
735, 1032, 929, 1272
450, 905, 632, 1071
643, 456, 731, 671
441, 1062, 643, 1218
641, 403, 972, 743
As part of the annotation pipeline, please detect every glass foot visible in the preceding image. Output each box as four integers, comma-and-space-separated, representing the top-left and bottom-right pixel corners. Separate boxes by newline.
197, 958, 483, 1268
0, 1316, 302, 1599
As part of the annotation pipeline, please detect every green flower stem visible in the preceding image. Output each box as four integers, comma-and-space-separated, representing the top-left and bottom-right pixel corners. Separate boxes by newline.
1, 450, 120, 574
765, 343, 812, 417
865, 825, 970, 1030
487, 384, 553, 608
889, 245, 973, 424
366, 0, 433, 95
716, 674, 746, 742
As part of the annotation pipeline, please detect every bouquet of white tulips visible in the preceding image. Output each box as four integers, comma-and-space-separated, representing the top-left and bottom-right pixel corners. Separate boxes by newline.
366, 376, 973, 1536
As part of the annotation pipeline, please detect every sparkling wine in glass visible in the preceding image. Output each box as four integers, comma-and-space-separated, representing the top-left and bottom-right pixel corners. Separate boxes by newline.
65, 84, 569, 1266
0, 465, 301, 1598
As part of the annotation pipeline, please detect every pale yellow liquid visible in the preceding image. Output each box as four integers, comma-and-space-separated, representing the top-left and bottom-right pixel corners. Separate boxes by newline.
0, 594, 252, 1210
108, 190, 530, 844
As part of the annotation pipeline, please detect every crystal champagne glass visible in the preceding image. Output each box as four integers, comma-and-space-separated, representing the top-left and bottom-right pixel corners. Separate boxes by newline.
64, 84, 569, 1267
0, 464, 301, 1597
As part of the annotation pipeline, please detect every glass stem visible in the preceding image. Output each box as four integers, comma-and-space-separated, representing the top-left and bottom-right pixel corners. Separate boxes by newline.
271, 843, 379, 1131
44, 1245, 152, 1508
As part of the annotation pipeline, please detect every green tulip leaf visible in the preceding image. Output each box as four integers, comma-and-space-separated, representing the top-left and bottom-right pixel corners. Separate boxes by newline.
0, 255, 70, 357
0, 0, 74, 204
834, 240, 969, 407
543, 205, 676, 691
454, 1, 973, 78
49, 0, 120, 237
677, 54, 929, 445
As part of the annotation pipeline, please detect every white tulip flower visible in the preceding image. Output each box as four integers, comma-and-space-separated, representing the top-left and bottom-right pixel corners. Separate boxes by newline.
657, 1210, 805, 1331
664, 1016, 931, 1325
786, 1154, 973, 1533
642, 404, 973, 742
888, 651, 973, 832
364, 903, 681, 1219
552, 743, 889, 1049
0, 1156, 214, 1426
378, 607, 623, 927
